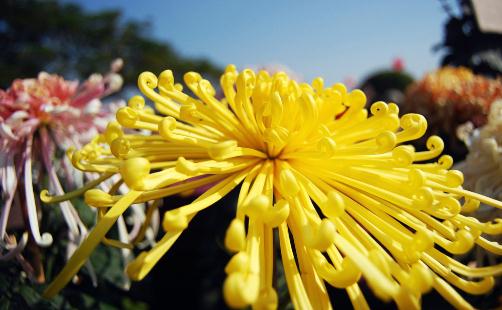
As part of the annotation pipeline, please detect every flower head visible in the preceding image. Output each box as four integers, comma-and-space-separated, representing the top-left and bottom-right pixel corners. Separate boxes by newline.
0, 61, 123, 282
457, 100, 502, 198
405, 66, 502, 132
456, 100, 502, 266
43, 65, 502, 309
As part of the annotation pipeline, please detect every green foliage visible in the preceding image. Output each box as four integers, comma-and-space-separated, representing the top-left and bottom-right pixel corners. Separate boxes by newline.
0, 0, 221, 88
358, 70, 415, 104
1, 252, 58, 309
0, 224, 149, 310
360, 70, 414, 95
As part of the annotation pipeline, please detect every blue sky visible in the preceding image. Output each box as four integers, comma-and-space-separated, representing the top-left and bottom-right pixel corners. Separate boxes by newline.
70, 0, 447, 85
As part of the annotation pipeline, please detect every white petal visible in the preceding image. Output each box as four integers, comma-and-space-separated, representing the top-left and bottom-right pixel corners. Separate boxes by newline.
23, 136, 53, 247
6, 111, 29, 126
0, 123, 19, 141
83, 98, 102, 115
0, 155, 18, 242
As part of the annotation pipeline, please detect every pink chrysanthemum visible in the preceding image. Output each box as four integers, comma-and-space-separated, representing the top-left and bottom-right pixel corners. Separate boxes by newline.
0, 60, 123, 282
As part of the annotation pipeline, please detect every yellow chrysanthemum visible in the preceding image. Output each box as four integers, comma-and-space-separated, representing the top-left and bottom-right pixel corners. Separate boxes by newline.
42, 65, 502, 309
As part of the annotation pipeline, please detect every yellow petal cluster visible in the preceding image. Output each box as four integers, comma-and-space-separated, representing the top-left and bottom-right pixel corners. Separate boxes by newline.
42, 65, 502, 309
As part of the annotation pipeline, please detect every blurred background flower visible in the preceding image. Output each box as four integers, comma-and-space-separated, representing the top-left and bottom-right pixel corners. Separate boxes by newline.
456, 100, 502, 265
404, 66, 502, 159
0, 61, 122, 283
